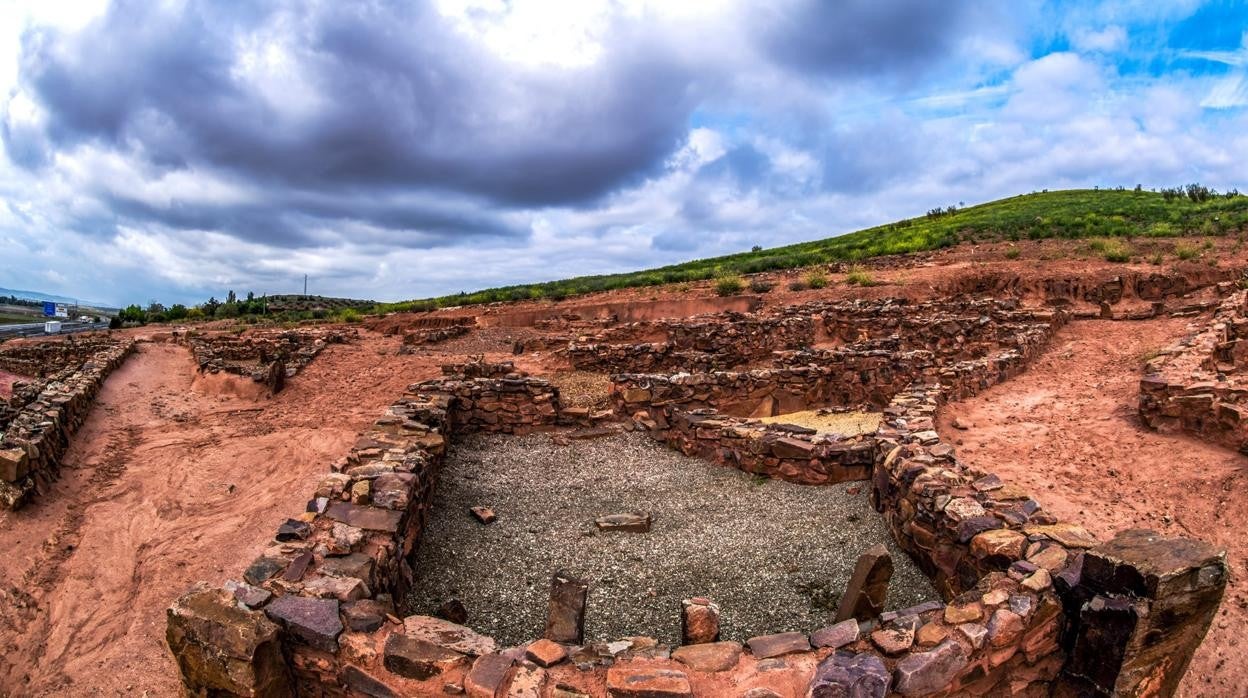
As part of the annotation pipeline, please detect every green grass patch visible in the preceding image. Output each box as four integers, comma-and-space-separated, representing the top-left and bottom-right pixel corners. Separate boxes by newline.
845, 266, 877, 286
715, 275, 745, 297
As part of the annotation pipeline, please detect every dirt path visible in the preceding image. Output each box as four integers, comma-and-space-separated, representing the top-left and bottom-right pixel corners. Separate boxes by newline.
0, 334, 442, 697
939, 318, 1248, 698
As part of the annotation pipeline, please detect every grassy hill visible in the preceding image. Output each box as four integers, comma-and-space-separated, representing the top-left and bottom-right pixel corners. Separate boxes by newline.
264, 295, 376, 313
378, 187, 1248, 312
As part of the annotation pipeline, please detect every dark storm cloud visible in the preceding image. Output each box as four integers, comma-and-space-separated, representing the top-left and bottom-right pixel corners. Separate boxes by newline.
757, 0, 984, 79
6, 0, 701, 246
2, 0, 992, 272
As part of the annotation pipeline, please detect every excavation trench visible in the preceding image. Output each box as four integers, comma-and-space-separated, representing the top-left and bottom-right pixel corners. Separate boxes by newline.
0, 334, 442, 697
939, 317, 1248, 698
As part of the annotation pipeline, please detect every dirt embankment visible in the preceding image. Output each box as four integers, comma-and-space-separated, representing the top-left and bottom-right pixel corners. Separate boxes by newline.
0, 334, 443, 697
939, 318, 1248, 698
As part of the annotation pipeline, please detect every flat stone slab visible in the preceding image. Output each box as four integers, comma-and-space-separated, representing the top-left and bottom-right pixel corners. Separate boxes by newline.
263, 595, 342, 652
383, 634, 468, 680
595, 512, 652, 533
810, 620, 860, 649
326, 501, 404, 532
746, 632, 810, 659
671, 641, 742, 672
605, 664, 692, 697
403, 615, 497, 657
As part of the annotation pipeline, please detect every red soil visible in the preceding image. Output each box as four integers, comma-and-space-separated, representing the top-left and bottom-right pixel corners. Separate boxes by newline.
939, 318, 1248, 698
0, 369, 25, 399
0, 333, 445, 696
2, 237, 1245, 695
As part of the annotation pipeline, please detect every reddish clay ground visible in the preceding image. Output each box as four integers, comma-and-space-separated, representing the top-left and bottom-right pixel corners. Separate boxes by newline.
0, 333, 448, 696
939, 318, 1248, 698
1, 238, 1244, 695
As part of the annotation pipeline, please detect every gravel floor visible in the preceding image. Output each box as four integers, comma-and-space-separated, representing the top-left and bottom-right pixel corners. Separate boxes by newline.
406, 431, 937, 646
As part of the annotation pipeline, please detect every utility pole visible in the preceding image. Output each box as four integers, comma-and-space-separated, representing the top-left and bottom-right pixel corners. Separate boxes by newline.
303, 274, 308, 297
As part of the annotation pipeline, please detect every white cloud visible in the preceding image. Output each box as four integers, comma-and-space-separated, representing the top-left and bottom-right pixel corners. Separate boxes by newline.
1071, 25, 1127, 53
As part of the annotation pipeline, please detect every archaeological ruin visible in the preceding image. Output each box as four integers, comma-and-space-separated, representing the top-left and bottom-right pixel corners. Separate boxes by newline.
148, 273, 1234, 698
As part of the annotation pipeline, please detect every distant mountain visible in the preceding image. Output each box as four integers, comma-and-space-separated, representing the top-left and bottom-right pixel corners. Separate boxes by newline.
0, 287, 118, 312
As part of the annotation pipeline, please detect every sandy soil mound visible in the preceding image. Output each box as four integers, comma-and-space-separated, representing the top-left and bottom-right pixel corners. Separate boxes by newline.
0, 334, 442, 697
940, 318, 1248, 698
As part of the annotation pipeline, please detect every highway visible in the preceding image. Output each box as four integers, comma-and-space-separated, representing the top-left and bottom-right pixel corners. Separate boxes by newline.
0, 320, 109, 340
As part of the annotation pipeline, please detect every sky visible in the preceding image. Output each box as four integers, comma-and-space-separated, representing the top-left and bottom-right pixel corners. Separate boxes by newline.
1, 0, 1247, 306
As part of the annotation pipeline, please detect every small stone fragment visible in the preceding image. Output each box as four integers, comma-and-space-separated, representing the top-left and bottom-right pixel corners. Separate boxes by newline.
470, 506, 497, 524
870, 624, 915, 656
681, 597, 720, 644
746, 632, 810, 659
594, 512, 652, 533
223, 579, 272, 609
525, 638, 568, 667
436, 598, 469, 625
275, 518, 312, 542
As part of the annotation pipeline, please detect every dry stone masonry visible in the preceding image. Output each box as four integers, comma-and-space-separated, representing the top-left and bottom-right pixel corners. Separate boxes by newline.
185, 327, 355, 392
0, 336, 135, 509
166, 293, 1228, 697
1140, 288, 1248, 452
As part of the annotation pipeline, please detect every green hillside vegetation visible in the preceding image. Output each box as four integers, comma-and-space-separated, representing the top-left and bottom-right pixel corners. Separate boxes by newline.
375, 186, 1248, 313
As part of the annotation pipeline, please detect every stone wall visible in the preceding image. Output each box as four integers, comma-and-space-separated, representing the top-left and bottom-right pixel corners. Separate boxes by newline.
167, 363, 1227, 698
166, 296, 1227, 697
167, 386, 455, 695
186, 327, 354, 392
657, 408, 875, 485
568, 313, 815, 372
862, 378, 1226, 696
1139, 291, 1248, 451
413, 376, 562, 435
0, 334, 121, 378
400, 324, 471, 349
0, 338, 136, 509
611, 349, 939, 421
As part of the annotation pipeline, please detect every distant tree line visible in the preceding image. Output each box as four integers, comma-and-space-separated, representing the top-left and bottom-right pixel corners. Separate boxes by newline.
1, 295, 45, 308
115, 290, 268, 326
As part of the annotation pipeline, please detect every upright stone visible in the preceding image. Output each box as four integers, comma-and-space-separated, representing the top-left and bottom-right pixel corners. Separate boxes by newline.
834, 544, 894, 622
544, 570, 589, 644
166, 585, 292, 697
1057, 529, 1227, 697
681, 597, 720, 645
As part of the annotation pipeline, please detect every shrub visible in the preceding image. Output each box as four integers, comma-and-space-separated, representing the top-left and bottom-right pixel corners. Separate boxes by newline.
715, 275, 745, 296
788, 280, 809, 292
1004, 246, 1021, 259
805, 270, 829, 289
749, 278, 774, 294
1175, 243, 1199, 260
1149, 252, 1163, 265
845, 266, 876, 286
1101, 240, 1131, 262
338, 308, 361, 323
